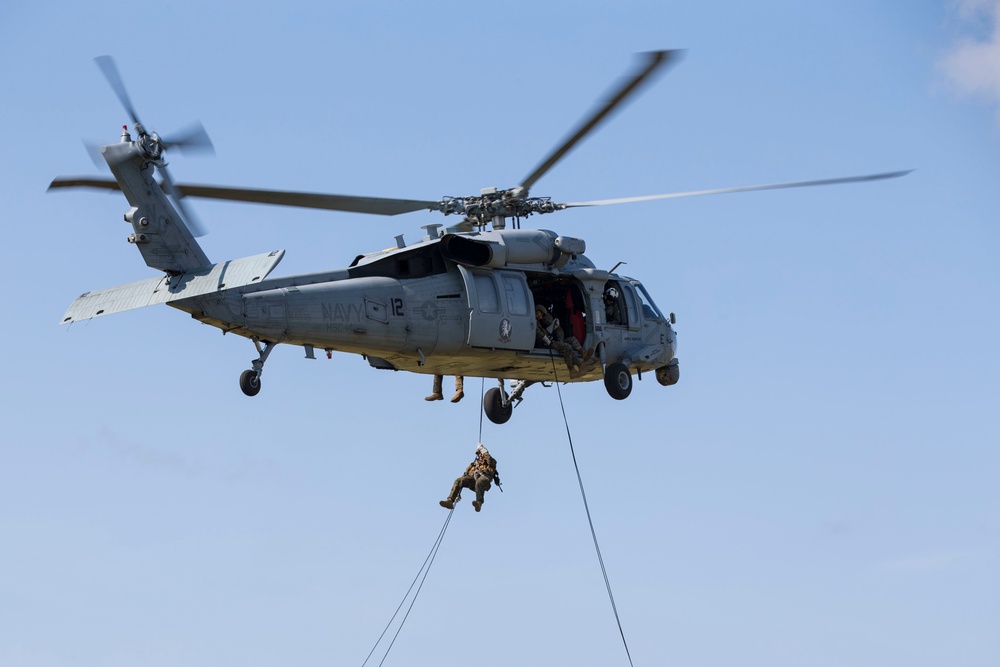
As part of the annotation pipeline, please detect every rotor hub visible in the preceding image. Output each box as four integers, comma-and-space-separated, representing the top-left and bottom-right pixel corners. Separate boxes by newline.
439, 189, 563, 228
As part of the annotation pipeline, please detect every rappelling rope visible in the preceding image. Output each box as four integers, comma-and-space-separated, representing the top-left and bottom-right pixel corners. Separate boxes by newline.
550, 354, 636, 667
360, 509, 455, 667
363, 377, 488, 665
479, 376, 486, 442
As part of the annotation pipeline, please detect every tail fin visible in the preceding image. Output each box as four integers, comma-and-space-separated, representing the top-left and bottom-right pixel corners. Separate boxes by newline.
103, 140, 210, 273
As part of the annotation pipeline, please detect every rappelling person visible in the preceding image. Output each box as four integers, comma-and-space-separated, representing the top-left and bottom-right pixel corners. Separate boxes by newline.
439, 442, 500, 512
425, 374, 464, 403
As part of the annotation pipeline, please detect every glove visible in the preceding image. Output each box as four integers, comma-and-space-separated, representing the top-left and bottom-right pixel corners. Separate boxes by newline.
541, 335, 552, 346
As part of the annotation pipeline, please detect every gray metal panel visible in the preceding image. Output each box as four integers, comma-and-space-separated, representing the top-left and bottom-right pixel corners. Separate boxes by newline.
61, 250, 285, 324
103, 142, 211, 273
457, 266, 534, 352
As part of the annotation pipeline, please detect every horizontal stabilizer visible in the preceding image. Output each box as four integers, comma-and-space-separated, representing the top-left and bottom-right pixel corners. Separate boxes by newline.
61, 250, 284, 324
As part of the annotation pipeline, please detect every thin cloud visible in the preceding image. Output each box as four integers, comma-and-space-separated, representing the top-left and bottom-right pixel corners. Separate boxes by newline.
880, 548, 985, 574
940, 0, 1000, 120
79, 425, 198, 476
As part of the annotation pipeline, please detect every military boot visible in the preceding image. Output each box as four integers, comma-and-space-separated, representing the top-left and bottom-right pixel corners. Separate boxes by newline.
439, 498, 455, 510
472, 500, 483, 512
425, 374, 444, 401
450, 375, 465, 403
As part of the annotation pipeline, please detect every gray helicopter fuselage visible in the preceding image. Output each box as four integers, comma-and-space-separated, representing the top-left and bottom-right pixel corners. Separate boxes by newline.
170, 227, 678, 383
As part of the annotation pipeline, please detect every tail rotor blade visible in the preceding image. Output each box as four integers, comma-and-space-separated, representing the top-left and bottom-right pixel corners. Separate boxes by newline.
82, 140, 106, 169
162, 122, 215, 156
159, 166, 208, 237
95, 55, 142, 129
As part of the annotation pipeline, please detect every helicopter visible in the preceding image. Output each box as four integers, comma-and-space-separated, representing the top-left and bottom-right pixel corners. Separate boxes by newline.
50, 51, 908, 425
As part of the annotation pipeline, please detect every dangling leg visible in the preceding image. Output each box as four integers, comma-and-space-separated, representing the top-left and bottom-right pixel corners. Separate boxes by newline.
440, 475, 474, 509
569, 336, 596, 371
550, 341, 576, 374
568, 335, 583, 357
472, 475, 492, 512
440, 475, 461, 509
425, 374, 444, 401
451, 376, 465, 403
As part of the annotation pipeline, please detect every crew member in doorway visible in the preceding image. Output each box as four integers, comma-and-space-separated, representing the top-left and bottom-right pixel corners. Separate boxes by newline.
440, 442, 500, 512
535, 305, 592, 378
604, 287, 624, 325
425, 375, 464, 403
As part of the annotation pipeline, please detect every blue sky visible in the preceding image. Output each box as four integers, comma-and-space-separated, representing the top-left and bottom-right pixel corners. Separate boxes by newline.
1, 2, 997, 666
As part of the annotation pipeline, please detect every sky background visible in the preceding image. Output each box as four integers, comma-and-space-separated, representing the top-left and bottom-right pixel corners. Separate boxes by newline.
1, 1, 998, 666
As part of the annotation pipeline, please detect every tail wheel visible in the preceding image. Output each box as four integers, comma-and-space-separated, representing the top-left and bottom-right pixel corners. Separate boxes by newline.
604, 362, 632, 400
484, 387, 513, 424
240, 369, 261, 397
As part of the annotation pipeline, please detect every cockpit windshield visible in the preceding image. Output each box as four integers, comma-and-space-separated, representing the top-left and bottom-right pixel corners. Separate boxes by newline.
632, 281, 664, 320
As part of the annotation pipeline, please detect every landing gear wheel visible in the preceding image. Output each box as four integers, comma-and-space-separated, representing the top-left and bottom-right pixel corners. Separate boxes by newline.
239, 369, 261, 397
483, 387, 512, 425
604, 362, 632, 400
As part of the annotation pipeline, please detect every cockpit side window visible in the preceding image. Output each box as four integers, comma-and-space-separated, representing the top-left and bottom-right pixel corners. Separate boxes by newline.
620, 284, 638, 327
633, 282, 664, 320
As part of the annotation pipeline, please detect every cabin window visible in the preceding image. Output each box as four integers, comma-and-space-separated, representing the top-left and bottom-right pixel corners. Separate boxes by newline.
502, 275, 530, 315
474, 273, 500, 313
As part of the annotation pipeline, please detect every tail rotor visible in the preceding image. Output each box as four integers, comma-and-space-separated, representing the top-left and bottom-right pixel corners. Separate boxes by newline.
92, 55, 213, 236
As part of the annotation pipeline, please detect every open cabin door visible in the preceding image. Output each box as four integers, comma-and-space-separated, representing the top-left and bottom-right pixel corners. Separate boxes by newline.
458, 266, 535, 351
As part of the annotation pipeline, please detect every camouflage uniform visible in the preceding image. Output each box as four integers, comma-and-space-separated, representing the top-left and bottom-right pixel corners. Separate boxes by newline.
535, 306, 584, 371
441, 443, 498, 512
425, 374, 464, 402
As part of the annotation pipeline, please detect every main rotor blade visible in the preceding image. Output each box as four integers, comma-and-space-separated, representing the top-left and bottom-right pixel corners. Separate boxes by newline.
95, 55, 142, 128
559, 170, 913, 208
519, 49, 681, 194
47, 177, 442, 216
49, 174, 209, 236
49, 176, 120, 192
165, 184, 442, 216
